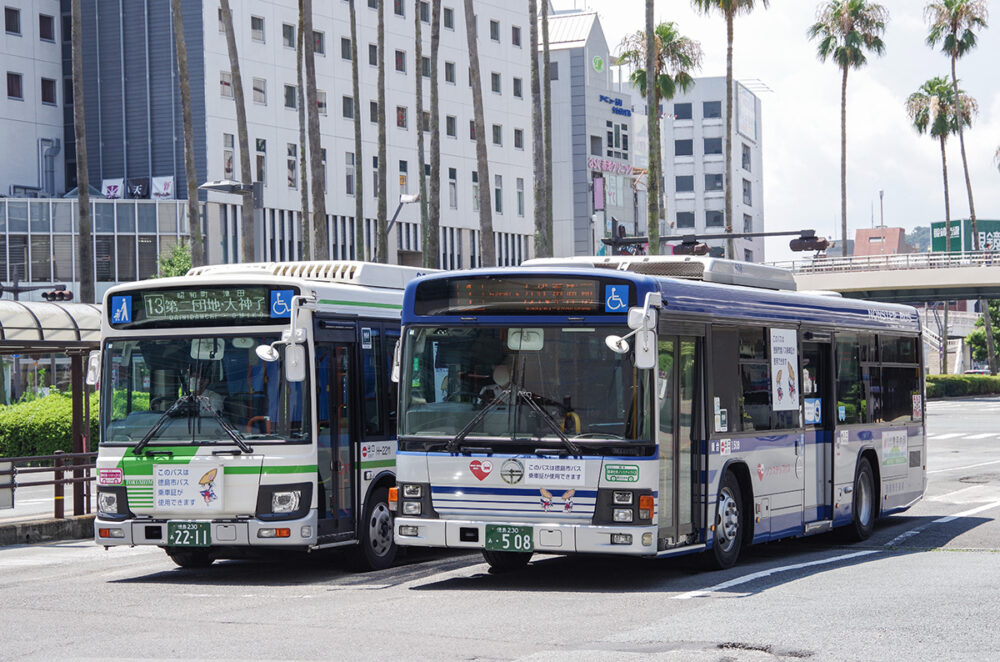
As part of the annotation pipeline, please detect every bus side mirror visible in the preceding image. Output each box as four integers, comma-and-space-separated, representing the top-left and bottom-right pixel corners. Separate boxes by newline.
85, 350, 100, 386
634, 330, 656, 369
285, 343, 306, 383
391, 339, 401, 384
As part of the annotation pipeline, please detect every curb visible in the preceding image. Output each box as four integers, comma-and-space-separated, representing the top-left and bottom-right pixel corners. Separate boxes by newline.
0, 514, 94, 547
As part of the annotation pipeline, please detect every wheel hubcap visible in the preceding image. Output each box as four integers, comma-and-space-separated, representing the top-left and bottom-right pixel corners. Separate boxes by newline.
368, 502, 393, 557
716, 487, 740, 552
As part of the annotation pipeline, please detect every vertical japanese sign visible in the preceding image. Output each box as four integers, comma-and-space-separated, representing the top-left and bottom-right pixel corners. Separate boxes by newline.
770, 328, 799, 411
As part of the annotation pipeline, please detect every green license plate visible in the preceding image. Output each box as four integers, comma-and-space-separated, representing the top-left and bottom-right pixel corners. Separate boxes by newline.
484, 524, 533, 552
167, 522, 211, 547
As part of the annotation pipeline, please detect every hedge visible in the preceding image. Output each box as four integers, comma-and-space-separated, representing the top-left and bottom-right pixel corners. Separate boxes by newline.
0, 391, 100, 458
925, 374, 1000, 399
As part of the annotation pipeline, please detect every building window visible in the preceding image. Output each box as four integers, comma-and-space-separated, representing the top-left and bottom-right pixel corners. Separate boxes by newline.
396, 105, 407, 129
590, 135, 602, 157
342, 95, 355, 119
250, 15, 265, 42
469, 120, 476, 140
341, 37, 352, 60
372, 155, 379, 198
220, 71, 233, 98
346, 152, 355, 196
448, 168, 457, 209
744, 249, 754, 262
513, 77, 522, 98
399, 160, 408, 193
706, 210, 724, 227
742, 143, 752, 172
704, 137, 723, 155
255, 139, 267, 185
369, 43, 377, 67
491, 72, 501, 94
443, 6, 454, 29
38, 14, 55, 41
422, 56, 431, 77
394, 0, 405, 16
252, 77, 266, 104
317, 90, 327, 115
550, 61, 559, 81
284, 84, 297, 109
743, 178, 752, 206
446, 115, 456, 137
420, 111, 430, 132
491, 124, 502, 146
217, 6, 225, 33
489, 19, 500, 41
703, 100, 722, 119
420, 1, 430, 22
445, 61, 456, 83
5, 6, 19, 35
472, 171, 479, 211
282, 23, 295, 48
6, 72, 22, 100
314, 30, 325, 55
514, 128, 524, 150
395, 49, 406, 73
512, 25, 521, 47
287, 143, 297, 188
676, 211, 695, 228
674, 139, 693, 157
743, 213, 753, 234
223, 133, 234, 180
673, 102, 692, 120
516, 177, 524, 216
368, 0, 378, 8
494, 174, 503, 214
705, 173, 724, 191
675, 175, 693, 193
370, 100, 378, 123
40, 77, 56, 105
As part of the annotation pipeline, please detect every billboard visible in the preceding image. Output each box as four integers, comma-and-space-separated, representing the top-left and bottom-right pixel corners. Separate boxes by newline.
930, 219, 1000, 252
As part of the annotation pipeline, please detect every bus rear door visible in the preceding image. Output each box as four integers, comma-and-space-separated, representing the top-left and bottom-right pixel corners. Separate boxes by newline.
802, 333, 834, 530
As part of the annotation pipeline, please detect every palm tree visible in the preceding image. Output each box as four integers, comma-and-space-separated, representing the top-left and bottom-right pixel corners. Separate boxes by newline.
529, 0, 547, 258
427, 0, 442, 268
71, 0, 94, 302
295, 0, 311, 259
808, 0, 888, 258
414, 1, 429, 265
350, 0, 365, 260
926, 0, 994, 375
464, 0, 495, 266
618, 21, 703, 255
171, 0, 204, 267
376, 0, 388, 263
303, 0, 327, 260
220, 0, 256, 263
907, 77, 974, 373
541, 1, 553, 259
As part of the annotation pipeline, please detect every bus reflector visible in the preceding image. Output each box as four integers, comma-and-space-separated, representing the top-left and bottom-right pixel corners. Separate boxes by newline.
638, 495, 654, 519
389, 487, 398, 504
257, 528, 291, 539
98, 528, 125, 539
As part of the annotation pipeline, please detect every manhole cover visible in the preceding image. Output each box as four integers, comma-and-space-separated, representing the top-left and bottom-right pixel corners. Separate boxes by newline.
958, 473, 1000, 484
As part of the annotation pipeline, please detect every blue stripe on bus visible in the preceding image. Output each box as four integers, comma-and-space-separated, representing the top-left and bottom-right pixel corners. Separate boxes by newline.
431, 486, 598, 498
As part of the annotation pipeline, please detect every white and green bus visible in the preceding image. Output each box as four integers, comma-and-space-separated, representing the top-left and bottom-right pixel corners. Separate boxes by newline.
93, 261, 429, 569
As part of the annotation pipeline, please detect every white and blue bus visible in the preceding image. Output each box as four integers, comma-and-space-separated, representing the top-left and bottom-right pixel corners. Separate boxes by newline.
391, 257, 926, 570
93, 261, 429, 569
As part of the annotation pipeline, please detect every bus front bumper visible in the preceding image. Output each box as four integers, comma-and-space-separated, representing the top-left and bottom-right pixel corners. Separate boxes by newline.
394, 516, 657, 556
94, 512, 318, 548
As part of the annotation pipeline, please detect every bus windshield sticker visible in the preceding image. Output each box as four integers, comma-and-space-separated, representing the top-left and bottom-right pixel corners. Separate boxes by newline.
361, 327, 372, 349
769, 328, 799, 412
605, 285, 628, 313
270, 290, 294, 318
804, 398, 822, 425
111, 295, 132, 324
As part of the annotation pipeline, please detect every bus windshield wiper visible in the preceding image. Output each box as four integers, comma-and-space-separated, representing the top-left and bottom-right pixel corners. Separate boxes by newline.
447, 387, 513, 453
132, 394, 194, 454
194, 396, 254, 454
516, 391, 581, 455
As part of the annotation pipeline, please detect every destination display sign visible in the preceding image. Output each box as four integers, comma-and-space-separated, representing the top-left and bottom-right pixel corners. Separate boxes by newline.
414, 277, 634, 315
108, 285, 298, 328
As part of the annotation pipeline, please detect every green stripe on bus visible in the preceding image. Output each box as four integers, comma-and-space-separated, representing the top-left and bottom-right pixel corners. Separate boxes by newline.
318, 299, 403, 310
262, 465, 317, 474
360, 459, 395, 469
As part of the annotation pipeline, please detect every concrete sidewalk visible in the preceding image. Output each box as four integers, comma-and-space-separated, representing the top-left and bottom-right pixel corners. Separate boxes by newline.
0, 514, 94, 547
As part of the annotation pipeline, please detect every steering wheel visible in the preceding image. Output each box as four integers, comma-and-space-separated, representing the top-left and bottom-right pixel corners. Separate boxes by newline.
444, 391, 481, 404
150, 396, 173, 410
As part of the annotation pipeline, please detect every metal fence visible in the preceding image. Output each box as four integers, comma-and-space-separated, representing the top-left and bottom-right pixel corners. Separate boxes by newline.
0, 450, 96, 519
771, 250, 1000, 274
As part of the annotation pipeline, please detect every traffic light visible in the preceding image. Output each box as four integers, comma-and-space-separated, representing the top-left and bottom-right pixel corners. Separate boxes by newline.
41, 289, 73, 302
672, 240, 709, 255
789, 232, 830, 252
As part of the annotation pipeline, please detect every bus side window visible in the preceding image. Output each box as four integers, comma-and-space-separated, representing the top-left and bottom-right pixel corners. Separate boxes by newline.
836, 334, 862, 424
385, 330, 400, 432
362, 328, 383, 436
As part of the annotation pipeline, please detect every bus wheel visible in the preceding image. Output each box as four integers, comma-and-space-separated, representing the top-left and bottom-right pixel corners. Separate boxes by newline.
845, 457, 876, 542
482, 549, 532, 573
352, 486, 397, 571
707, 471, 743, 570
166, 548, 214, 568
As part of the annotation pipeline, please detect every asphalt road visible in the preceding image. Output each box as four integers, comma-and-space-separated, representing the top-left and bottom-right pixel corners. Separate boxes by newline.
2, 396, 999, 661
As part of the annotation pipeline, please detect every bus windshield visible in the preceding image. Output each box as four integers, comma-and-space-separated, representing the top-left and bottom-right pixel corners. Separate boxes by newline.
102, 335, 308, 445
400, 326, 650, 447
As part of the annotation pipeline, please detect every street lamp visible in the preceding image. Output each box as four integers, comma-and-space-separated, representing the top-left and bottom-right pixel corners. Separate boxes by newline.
375, 193, 421, 263
199, 180, 264, 262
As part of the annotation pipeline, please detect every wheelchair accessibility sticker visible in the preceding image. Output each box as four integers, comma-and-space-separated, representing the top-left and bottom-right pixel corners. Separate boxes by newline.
605, 285, 628, 313
270, 290, 294, 318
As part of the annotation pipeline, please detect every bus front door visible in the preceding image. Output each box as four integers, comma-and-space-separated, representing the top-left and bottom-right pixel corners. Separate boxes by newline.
316, 335, 357, 539
802, 338, 834, 526
656, 335, 700, 550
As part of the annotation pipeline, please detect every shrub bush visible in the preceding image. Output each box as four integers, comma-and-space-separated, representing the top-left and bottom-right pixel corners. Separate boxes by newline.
0, 391, 100, 458
925, 374, 1000, 399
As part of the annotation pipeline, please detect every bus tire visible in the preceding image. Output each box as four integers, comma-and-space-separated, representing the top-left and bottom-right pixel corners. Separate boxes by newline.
352, 486, 397, 571
845, 457, 876, 542
706, 471, 744, 570
166, 548, 214, 568
482, 549, 532, 573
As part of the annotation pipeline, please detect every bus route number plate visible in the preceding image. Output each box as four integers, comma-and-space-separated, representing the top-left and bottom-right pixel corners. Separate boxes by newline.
484, 524, 533, 552
167, 522, 211, 547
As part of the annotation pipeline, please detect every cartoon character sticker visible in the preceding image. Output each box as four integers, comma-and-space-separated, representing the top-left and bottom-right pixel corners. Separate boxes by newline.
199, 468, 219, 505
539, 488, 575, 512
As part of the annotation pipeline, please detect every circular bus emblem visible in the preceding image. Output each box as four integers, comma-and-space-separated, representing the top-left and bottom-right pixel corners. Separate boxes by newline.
501, 459, 525, 485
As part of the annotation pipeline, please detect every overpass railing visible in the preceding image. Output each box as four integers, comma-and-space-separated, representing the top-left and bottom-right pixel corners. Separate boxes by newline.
771, 250, 999, 274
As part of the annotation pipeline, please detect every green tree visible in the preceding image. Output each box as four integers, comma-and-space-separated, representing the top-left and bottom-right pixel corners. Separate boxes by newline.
153, 243, 192, 279
303, 0, 327, 259
808, 0, 889, 257
427, 0, 442, 268
692, 0, 770, 260
905, 226, 931, 252
529, 0, 547, 258
465, 0, 495, 266
171, 0, 205, 267
617, 20, 703, 255
967, 300, 1000, 362
414, 0, 429, 265
71, 0, 94, 303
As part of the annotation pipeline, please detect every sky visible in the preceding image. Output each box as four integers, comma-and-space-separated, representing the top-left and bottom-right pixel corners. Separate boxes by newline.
554, 0, 1000, 262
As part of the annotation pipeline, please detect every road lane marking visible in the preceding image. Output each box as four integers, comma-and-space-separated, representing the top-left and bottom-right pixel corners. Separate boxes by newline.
966, 433, 997, 440
927, 459, 1000, 475
932, 499, 1000, 523
928, 486, 986, 502
927, 433, 965, 440
671, 551, 879, 600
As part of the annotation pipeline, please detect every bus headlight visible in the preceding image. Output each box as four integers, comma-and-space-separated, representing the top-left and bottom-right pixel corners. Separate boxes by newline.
402, 501, 422, 515
98, 491, 119, 515
613, 508, 633, 523
612, 491, 633, 505
402, 484, 422, 498
272, 490, 301, 514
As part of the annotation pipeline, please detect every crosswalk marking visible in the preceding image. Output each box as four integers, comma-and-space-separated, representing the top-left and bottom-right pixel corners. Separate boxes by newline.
966, 433, 996, 439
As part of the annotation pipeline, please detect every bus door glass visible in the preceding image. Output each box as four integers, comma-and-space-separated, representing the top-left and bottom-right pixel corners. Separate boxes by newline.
657, 332, 700, 549
315, 327, 356, 536
802, 336, 834, 521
